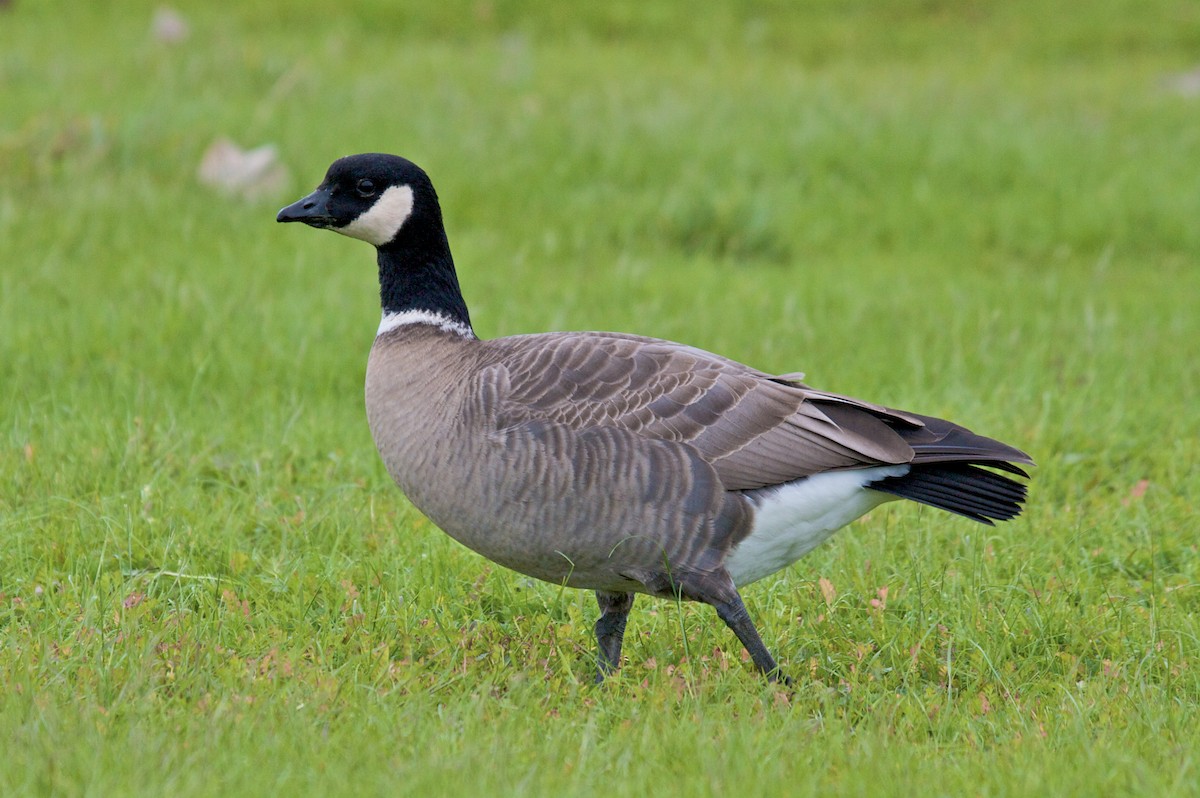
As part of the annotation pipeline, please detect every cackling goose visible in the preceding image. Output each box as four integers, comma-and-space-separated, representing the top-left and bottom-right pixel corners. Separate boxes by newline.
277, 153, 1033, 683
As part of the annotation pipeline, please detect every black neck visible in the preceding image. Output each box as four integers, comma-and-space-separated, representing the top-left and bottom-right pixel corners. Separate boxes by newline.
376, 233, 472, 330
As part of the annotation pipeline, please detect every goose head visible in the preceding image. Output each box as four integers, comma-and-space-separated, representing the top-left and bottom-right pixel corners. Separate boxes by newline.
276, 153, 441, 248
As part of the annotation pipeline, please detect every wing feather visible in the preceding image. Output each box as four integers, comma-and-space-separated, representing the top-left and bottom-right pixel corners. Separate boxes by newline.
470, 331, 921, 490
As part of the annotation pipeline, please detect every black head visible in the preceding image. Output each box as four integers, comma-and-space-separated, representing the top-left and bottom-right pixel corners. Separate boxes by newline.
277, 153, 441, 248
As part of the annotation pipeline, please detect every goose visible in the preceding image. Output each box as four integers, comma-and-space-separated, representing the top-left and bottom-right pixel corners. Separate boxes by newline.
277, 153, 1032, 684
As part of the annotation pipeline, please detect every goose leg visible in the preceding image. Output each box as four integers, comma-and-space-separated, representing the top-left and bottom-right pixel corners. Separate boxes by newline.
712, 592, 792, 685
594, 590, 635, 682
665, 570, 791, 684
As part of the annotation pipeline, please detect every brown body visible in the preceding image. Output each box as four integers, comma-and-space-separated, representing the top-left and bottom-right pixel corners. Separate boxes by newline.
367, 326, 753, 595
365, 325, 1027, 600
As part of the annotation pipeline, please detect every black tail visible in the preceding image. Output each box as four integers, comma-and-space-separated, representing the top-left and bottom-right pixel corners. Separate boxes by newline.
871, 462, 1028, 525
870, 410, 1033, 525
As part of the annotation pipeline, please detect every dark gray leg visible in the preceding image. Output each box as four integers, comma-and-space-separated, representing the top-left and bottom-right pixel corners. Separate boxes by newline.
632, 568, 791, 685
712, 592, 792, 685
594, 590, 635, 683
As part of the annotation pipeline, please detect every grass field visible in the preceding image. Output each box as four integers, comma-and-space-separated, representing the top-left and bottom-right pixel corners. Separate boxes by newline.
3, 1, 1200, 794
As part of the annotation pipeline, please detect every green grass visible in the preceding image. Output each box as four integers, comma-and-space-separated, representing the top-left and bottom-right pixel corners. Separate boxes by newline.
3, 0, 1200, 794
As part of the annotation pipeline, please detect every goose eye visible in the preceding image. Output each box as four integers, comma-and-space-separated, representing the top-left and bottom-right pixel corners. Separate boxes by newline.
356, 179, 376, 197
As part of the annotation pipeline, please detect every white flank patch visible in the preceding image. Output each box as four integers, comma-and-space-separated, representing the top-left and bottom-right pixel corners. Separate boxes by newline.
377, 309, 475, 339
337, 184, 415, 246
725, 465, 909, 586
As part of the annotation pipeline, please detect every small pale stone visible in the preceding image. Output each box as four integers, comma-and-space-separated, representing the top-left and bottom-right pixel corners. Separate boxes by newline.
1163, 66, 1200, 98
152, 7, 190, 44
197, 137, 291, 201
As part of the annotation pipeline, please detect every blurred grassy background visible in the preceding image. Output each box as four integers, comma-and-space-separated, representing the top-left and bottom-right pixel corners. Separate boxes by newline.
2, 1, 1199, 795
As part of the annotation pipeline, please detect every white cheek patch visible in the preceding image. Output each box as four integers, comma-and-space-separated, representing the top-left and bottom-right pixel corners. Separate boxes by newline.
337, 185, 415, 246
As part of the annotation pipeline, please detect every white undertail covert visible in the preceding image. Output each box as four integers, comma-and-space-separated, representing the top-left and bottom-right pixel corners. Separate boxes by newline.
726, 465, 909, 586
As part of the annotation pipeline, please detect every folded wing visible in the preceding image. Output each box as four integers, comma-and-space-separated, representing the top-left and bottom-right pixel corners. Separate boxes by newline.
472, 332, 990, 491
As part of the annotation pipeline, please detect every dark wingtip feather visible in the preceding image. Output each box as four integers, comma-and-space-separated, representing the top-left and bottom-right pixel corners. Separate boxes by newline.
893, 410, 1035, 472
